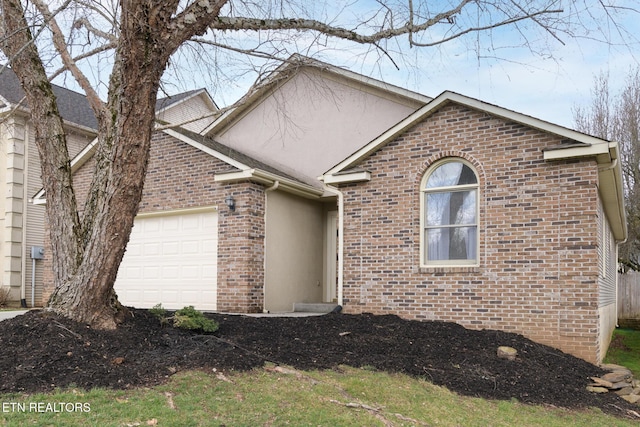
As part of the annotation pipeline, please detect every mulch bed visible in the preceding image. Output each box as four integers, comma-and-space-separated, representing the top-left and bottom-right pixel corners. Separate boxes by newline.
0, 309, 638, 419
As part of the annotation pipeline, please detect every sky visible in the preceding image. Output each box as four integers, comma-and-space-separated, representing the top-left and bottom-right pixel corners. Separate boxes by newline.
185, 1, 640, 131
45, 1, 640, 131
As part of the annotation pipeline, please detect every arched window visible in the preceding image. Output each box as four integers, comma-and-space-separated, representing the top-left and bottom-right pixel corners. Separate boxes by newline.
421, 159, 478, 266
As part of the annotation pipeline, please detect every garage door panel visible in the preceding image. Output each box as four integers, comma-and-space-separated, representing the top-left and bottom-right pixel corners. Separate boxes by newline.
115, 210, 218, 311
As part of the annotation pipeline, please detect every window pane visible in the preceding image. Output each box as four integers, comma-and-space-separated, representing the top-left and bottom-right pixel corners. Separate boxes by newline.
426, 190, 476, 226
426, 227, 477, 261
426, 162, 477, 188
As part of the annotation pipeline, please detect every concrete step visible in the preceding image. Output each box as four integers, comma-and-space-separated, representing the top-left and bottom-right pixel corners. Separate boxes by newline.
293, 302, 340, 313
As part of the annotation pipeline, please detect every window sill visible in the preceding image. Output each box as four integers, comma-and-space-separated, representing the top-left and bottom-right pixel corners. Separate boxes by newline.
419, 266, 480, 274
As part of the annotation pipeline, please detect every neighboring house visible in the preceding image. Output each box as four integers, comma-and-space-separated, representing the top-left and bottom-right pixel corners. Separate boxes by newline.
40, 57, 625, 364
0, 68, 97, 306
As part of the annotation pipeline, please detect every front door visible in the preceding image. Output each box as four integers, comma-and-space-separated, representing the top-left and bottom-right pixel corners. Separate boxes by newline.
324, 210, 338, 302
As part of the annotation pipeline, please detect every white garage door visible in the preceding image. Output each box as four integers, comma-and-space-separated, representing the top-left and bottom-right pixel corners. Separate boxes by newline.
114, 208, 218, 311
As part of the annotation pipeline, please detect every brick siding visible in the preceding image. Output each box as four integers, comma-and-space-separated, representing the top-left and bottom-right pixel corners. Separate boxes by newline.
42, 131, 266, 313
337, 103, 603, 363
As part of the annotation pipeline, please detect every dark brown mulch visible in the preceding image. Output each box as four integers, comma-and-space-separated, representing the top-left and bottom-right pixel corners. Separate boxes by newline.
0, 309, 638, 419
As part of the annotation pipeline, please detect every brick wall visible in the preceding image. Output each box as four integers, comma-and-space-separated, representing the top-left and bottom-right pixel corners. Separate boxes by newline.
42, 131, 266, 313
338, 104, 602, 363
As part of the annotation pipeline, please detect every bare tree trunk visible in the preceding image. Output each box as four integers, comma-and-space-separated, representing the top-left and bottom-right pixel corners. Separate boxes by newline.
1, 0, 226, 329
47, 6, 174, 328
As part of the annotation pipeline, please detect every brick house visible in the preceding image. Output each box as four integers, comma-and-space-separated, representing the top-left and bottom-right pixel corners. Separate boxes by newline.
40, 59, 625, 364
322, 91, 626, 364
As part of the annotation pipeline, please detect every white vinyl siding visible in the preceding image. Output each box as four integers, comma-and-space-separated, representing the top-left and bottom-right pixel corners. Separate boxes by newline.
598, 197, 616, 306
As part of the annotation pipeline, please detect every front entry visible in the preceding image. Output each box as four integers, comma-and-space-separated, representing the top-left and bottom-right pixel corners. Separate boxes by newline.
324, 210, 338, 302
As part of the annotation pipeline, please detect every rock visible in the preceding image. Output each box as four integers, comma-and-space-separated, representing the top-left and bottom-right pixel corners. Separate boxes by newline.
622, 394, 640, 404
610, 381, 632, 390
586, 386, 610, 393
601, 363, 629, 371
497, 346, 517, 361
590, 377, 614, 388
601, 372, 632, 384
111, 357, 125, 365
615, 386, 635, 396
611, 368, 634, 378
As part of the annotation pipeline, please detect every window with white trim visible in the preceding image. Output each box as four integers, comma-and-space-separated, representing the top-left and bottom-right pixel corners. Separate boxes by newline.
421, 159, 479, 266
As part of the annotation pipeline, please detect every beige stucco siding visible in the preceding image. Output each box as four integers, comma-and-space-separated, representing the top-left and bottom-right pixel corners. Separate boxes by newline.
264, 190, 324, 312
215, 68, 423, 180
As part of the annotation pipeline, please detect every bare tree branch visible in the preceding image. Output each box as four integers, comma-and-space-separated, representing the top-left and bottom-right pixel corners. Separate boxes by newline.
209, 5, 563, 48
31, 0, 105, 118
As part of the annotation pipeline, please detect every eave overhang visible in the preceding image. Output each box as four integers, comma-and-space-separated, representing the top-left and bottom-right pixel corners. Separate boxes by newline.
544, 141, 627, 242
215, 169, 327, 199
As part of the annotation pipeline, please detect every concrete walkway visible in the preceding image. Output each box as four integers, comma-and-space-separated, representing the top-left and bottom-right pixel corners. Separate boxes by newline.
0, 310, 29, 321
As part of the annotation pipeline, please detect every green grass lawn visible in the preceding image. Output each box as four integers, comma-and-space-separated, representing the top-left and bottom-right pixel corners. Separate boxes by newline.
0, 366, 636, 427
604, 328, 640, 378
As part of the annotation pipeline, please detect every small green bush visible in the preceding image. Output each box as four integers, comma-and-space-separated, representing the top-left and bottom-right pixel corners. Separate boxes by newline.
149, 303, 167, 319
173, 306, 219, 333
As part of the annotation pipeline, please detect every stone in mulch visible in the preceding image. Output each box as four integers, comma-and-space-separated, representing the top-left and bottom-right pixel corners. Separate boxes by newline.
588, 364, 640, 405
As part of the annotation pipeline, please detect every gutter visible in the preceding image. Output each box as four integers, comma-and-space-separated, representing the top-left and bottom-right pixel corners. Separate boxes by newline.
543, 141, 627, 242
215, 168, 325, 199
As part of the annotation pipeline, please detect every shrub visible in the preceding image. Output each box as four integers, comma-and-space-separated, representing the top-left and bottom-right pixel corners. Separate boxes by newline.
149, 304, 218, 333
0, 287, 10, 307
149, 303, 167, 319
173, 306, 219, 333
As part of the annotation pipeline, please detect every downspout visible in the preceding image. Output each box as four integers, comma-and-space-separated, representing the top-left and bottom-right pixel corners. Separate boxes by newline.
323, 184, 344, 307
262, 180, 279, 313
615, 243, 620, 328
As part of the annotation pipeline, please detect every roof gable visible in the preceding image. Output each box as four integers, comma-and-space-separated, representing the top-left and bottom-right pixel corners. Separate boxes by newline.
322, 90, 626, 241
204, 55, 430, 136
203, 55, 431, 184
155, 89, 218, 133
324, 91, 612, 176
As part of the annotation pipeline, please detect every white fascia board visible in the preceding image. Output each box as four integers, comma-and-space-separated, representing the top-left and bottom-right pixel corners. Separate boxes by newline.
252, 169, 324, 198
214, 169, 255, 182
321, 171, 371, 185
32, 192, 46, 205
157, 89, 218, 115
70, 138, 99, 172
543, 142, 611, 161
216, 168, 324, 199
162, 128, 249, 170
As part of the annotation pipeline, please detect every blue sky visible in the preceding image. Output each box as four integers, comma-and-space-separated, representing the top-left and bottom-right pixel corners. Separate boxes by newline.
49, 1, 640, 131
183, 1, 640, 130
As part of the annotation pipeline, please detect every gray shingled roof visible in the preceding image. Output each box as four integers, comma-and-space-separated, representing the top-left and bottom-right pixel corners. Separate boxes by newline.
0, 67, 98, 130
